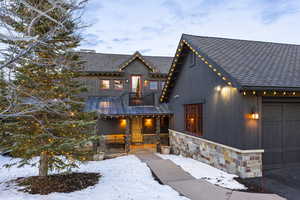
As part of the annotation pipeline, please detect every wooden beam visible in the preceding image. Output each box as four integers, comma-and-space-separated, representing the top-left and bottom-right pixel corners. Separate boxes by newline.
155, 118, 161, 152
125, 118, 131, 153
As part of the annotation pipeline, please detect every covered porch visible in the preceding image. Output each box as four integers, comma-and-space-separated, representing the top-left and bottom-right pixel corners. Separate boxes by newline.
98, 114, 170, 153
84, 96, 172, 154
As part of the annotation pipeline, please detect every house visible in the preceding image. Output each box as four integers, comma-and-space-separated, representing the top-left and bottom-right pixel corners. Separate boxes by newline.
161, 34, 300, 178
78, 50, 173, 152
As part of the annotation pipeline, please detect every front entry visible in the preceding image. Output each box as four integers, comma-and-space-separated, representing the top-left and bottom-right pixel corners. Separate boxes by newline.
131, 118, 143, 143
262, 102, 300, 169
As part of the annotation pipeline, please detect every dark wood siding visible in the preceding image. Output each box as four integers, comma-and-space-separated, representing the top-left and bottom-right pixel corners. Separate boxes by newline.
78, 59, 166, 99
168, 50, 261, 149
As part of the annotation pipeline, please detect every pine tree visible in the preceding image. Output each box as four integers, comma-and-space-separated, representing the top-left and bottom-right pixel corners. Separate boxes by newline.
0, 0, 98, 176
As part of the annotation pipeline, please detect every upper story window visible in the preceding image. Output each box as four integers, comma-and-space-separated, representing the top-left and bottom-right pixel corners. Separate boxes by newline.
99, 101, 111, 108
149, 81, 158, 90
114, 80, 123, 90
100, 80, 110, 89
184, 104, 203, 136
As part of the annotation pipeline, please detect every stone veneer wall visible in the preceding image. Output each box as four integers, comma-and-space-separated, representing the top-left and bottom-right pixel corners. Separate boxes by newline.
169, 130, 264, 178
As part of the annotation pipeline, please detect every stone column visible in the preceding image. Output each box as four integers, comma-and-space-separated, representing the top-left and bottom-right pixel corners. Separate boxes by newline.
125, 118, 131, 153
155, 117, 161, 152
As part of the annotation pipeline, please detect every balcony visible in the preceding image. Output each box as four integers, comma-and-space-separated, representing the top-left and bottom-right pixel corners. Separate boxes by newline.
129, 92, 155, 106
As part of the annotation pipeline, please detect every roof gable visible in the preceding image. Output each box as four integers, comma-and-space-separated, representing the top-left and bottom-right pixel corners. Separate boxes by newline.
79, 51, 173, 74
119, 51, 157, 72
160, 36, 238, 102
183, 34, 300, 89
161, 34, 300, 102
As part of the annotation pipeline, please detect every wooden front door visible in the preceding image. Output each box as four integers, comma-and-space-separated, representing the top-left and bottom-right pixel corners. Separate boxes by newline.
131, 75, 142, 93
131, 118, 143, 143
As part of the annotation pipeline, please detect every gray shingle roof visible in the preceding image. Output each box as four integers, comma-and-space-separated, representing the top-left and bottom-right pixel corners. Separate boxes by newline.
79, 51, 173, 74
84, 96, 172, 115
183, 34, 300, 88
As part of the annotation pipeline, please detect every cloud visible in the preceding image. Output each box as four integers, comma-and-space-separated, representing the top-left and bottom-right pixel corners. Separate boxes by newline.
80, 0, 300, 56
139, 49, 152, 54
112, 38, 130, 42
161, 0, 184, 18
258, 1, 300, 24
81, 33, 105, 46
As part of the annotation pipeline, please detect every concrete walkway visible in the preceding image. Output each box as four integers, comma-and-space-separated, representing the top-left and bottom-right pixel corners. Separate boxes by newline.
135, 153, 286, 200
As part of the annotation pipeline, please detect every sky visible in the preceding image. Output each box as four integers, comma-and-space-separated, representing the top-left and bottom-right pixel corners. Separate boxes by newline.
80, 0, 300, 56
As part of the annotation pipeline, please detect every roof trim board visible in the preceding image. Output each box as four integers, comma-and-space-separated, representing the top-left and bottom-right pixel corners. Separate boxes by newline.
119, 51, 157, 72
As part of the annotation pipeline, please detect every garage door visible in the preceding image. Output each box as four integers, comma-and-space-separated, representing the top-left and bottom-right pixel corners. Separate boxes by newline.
262, 102, 300, 169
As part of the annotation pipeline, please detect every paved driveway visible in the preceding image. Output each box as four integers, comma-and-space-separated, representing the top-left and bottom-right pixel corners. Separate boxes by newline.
241, 167, 300, 200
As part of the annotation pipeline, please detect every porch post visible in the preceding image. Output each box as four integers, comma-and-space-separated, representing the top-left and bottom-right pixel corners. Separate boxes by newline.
125, 118, 131, 153
96, 116, 106, 153
155, 117, 161, 152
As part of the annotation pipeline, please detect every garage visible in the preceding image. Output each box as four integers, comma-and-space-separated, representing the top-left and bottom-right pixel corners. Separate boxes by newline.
262, 98, 300, 169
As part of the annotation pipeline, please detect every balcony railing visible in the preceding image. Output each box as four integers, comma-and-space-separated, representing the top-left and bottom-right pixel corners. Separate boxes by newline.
129, 92, 155, 106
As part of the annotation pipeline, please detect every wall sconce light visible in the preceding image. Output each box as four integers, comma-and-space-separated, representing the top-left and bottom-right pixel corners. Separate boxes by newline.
144, 118, 153, 127
216, 86, 221, 92
247, 107, 259, 120
120, 119, 127, 128
144, 80, 148, 86
189, 118, 195, 123
250, 113, 259, 120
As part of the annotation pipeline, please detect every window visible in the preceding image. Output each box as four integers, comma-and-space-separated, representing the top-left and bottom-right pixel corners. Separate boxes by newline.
100, 80, 110, 89
160, 81, 165, 90
99, 101, 111, 108
184, 104, 203, 136
149, 81, 158, 90
114, 80, 123, 90
131, 75, 142, 93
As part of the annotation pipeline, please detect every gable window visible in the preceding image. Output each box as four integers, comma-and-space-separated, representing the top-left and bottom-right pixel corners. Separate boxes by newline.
184, 104, 203, 136
114, 80, 123, 90
149, 81, 158, 90
100, 80, 110, 89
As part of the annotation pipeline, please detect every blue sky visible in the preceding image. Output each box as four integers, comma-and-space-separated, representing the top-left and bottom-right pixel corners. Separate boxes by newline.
80, 0, 300, 56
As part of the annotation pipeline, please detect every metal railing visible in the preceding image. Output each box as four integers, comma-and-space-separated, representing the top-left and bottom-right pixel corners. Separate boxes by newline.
128, 92, 155, 106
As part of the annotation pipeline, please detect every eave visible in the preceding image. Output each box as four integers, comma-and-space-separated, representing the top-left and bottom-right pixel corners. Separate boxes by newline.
81, 71, 124, 76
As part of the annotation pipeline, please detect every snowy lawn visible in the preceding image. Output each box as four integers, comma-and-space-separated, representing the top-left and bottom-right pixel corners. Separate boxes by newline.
0, 155, 189, 200
157, 154, 247, 190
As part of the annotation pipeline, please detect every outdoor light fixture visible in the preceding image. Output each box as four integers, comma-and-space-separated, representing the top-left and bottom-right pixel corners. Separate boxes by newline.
144, 118, 153, 127
120, 119, 127, 128
144, 80, 148, 86
250, 113, 259, 120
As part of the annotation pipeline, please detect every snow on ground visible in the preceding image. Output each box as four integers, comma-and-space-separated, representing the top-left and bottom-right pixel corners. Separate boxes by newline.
0, 155, 189, 200
157, 154, 247, 190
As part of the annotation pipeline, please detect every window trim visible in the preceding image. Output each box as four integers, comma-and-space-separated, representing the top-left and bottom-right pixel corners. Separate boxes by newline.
100, 79, 110, 90
184, 104, 203, 136
160, 81, 165, 90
